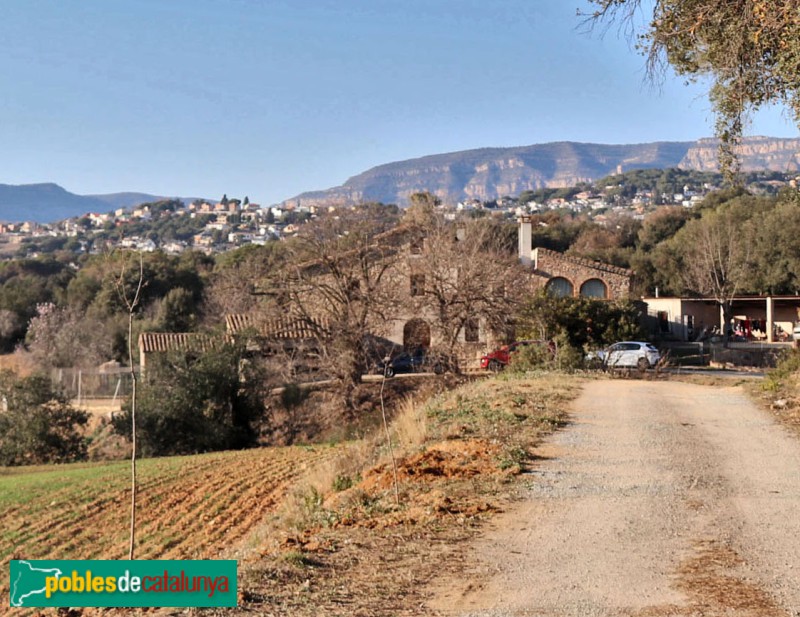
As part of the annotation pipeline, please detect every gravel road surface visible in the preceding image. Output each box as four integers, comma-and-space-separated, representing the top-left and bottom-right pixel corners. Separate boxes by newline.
428, 380, 800, 617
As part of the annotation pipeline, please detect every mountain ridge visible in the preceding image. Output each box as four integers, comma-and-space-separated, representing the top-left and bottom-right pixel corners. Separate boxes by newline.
281, 136, 800, 208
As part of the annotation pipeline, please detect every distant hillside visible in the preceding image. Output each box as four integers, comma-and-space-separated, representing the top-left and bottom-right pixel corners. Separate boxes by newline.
0, 184, 108, 223
0, 184, 192, 223
281, 136, 800, 208
86, 191, 168, 211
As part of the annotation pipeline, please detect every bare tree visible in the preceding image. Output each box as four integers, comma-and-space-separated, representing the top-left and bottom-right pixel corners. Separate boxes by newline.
679, 209, 752, 344
26, 304, 113, 369
413, 217, 530, 366
202, 243, 291, 324
267, 210, 403, 407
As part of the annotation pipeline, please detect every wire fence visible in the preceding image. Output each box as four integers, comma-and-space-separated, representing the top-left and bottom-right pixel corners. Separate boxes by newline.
49, 367, 138, 405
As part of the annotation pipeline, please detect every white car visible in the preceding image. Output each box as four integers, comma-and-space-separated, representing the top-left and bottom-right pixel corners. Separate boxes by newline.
587, 341, 661, 371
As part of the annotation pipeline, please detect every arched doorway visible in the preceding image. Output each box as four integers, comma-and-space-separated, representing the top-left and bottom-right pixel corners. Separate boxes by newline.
403, 319, 431, 350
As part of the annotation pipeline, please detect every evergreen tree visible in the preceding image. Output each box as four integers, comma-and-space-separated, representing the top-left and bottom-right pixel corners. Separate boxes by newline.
0, 371, 88, 465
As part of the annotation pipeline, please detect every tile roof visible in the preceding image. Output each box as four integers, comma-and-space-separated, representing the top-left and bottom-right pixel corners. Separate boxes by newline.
225, 314, 327, 339
138, 332, 222, 354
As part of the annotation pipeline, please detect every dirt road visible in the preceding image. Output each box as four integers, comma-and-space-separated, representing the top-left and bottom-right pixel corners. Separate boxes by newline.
428, 380, 800, 617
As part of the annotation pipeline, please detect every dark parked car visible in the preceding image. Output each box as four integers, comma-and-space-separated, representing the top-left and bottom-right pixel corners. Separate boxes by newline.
377, 348, 446, 377
480, 339, 554, 371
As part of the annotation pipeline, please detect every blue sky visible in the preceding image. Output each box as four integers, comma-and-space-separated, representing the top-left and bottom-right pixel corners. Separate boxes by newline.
1, 0, 797, 206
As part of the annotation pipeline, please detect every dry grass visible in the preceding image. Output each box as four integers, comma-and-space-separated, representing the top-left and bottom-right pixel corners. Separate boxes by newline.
391, 395, 428, 450
747, 350, 800, 437
274, 393, 431, 533
668, 373, 759, 388
677, 540, 784, 615
630, 539, 788, 617
276, 439, 375, 532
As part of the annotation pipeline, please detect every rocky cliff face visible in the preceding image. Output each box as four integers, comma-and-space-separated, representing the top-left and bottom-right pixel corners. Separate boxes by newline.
678, 136, 800, 172
281, 136, 800, 208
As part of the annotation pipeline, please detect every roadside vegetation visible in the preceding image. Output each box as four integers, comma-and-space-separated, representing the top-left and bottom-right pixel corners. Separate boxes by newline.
516, 292, 645, 370
758, 348, 800, 435
235, 371, 576, 615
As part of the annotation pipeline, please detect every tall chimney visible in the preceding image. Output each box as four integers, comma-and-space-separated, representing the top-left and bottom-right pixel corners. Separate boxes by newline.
518, 216, 532, 267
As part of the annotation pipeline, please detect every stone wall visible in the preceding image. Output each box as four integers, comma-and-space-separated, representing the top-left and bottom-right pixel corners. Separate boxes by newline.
531, 247, 633, 300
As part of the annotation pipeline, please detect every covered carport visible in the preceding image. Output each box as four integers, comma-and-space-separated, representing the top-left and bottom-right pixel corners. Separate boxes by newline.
643, 295, 800, 343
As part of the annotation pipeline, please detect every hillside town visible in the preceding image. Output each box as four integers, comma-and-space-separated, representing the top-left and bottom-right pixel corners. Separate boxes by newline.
2, 169, 797, 258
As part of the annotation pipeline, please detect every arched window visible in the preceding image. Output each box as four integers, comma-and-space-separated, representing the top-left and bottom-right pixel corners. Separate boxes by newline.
580, 278, 607, 299
546, 277, 574, 298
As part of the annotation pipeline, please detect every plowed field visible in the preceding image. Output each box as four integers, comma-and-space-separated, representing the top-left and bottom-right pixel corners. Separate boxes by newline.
0, 444, 341, 606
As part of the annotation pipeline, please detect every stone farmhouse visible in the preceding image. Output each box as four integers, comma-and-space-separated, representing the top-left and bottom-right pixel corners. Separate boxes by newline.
139, 217, 635, 370
245, 224, 494, 363
236, 218, 634, 359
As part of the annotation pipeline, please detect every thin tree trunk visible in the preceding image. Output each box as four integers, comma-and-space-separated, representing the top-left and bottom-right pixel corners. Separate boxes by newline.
127, 309, 137, 560
379, 366, 400, 506
115, 252, 145, 560
721, 300, 733, 348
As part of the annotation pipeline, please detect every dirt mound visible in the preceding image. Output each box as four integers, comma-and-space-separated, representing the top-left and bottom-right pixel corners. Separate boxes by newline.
362, 439, 502, 491
315, 439, 505, 531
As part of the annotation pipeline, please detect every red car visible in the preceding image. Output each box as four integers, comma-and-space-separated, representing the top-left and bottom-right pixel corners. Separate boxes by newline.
480, 340, 553, 371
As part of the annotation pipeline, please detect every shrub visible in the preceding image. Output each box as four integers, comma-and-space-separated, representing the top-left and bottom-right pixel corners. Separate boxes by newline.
516, 293, 645, 352
552, 336, 587, 372
763, 348, 800, 393
508, 342, 556, 373
332, 473, 356, 492
0, 371, 88, 465
112, 344, 267, 457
